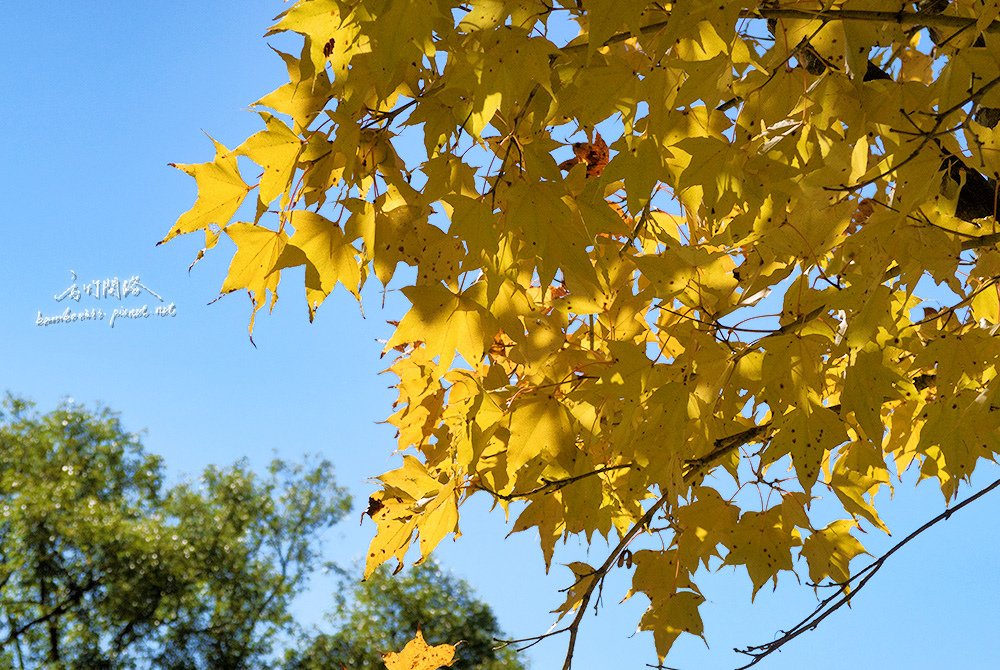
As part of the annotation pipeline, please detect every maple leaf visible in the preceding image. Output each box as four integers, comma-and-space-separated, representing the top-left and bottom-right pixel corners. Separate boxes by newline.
510, 493, 566, 571
364, 491, 419, 578
505, 395, 574, 477
765, 405, 848, 494
385, 283, 498, 374
637, 591, 706, 663
254, 46, 334, 131
220, 223, 288, 335
801, 520, 868, 586
722, 506, 801, 599
382, 629, 456, 670
271, 209, 361, 319
558, 133, 610, 178
674, 487, 740, 568
237, 112, 303, 214
162, 137, 250, 245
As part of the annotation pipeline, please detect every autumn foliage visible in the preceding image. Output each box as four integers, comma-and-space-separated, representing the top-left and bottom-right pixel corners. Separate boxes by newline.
165, 1, 1000, 666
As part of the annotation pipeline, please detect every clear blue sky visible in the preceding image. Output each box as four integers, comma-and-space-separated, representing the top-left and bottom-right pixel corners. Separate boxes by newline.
2, 4, 998, 668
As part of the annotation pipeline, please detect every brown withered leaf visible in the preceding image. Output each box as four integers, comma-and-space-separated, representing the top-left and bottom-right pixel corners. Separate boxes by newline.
361, 496, 385, 524
558, 133, 609, 177
852, 198, 875, 225
489, 330, 513, 357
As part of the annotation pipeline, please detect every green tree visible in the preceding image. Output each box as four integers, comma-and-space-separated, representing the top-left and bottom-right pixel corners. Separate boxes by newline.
0, 396, 526, 670
0, 394, 351, 669
284, 559, 524, 670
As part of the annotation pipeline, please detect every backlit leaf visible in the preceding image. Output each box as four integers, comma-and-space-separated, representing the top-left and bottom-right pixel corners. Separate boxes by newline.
382, 629, 456, 670
163, 138, 250, 244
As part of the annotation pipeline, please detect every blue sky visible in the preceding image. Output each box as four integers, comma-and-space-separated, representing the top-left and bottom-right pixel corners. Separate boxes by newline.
2, 3, 998, 668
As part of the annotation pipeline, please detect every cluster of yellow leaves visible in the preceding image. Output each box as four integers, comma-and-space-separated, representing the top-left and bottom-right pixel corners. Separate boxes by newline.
165, 0, 1000, 664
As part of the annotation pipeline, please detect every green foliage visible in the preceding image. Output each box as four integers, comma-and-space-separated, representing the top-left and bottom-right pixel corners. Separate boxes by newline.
283, 560, 524, 670
0, 394, 350, 669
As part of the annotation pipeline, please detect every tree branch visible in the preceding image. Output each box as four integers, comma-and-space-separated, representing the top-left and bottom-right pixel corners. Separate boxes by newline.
562, 6, 1000, 54
751, 7, 1000, 34
521, 361, 937, 669
1, 576, 101, 648
684, 373, 937, 479
560, 492, 672, 670
733, 475, 1000, 669
476, 463, 635, 501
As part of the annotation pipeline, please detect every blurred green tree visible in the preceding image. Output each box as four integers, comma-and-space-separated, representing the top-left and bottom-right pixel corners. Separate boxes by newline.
0, 395, 525, 669
0, 394, 350, 669
283, 559, 525, 670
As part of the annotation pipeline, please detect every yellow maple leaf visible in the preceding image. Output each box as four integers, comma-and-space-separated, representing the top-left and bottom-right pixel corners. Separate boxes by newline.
510, 493, 566, 571
552, 561, 598, 621
829, 454, 890, 534
161, 138, 250, 245
416, 480, 460, 561
673, 487, 740, 568
382, 630, 456, 670
505, 395, 574, 477
378, 455, 442, 502
370, 457, 461, 571
267, 0, 369, 78
220, 223, 288, 335
801, 519, 868, 586
626, 550, 696, 604
385, 283, 497, 373
272, 209, 361, 319
766, 405, 847, 494
638, 591, 706, 663
254, 46, 334, 131
364, 491, 418, 579
237, 112, 303, 211
722, 506, 801, 599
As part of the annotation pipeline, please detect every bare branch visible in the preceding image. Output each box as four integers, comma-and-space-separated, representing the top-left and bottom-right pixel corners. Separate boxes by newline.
733, 475, 1000, 669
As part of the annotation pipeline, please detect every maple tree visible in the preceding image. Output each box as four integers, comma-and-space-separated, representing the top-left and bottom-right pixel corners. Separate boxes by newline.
165, 0, 1000, 666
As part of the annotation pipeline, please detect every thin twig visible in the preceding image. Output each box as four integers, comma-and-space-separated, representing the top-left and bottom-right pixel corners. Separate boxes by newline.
733, 475, 1000, 669
475, 463, 635, 501
561, 8, 1000, 55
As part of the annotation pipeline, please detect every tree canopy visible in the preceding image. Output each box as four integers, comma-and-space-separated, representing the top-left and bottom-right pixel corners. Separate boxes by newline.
164, 0, 1000, 666
283, 559, 524, 670
0, 394, 351, 669
0, 397, 525, 670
